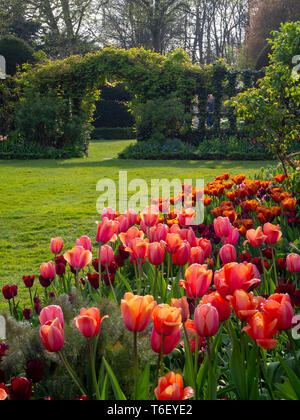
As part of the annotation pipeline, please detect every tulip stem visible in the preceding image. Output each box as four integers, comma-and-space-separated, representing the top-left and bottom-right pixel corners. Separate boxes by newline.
28, 287, 34, 311
89, 338, 101, 400
271, 247, 278, 289
154, 265, 158, 301
183, 324, 196, 398
194, 334, 199, 383
155, 336, 165, 387
58, 351, 87, 397
259, 248, 268, 295
105, 266, 117, 304
133, 331, 138, 400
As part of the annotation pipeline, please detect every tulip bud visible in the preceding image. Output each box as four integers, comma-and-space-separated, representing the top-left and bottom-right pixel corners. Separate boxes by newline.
194, 303, 219, 337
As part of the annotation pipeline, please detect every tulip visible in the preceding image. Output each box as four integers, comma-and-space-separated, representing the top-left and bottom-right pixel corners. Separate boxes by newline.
9, 377, 32, 401
177, 208, 196, 226
119, 227, 144, 247
121, 293, 157, 332
155, 372, 194, 401
39, 305, 64, 328
197, 238, 212, 258
74, 307, 108, 338
214, 216, 231, 238
229, 290, 261, 321
214, 262, 261, 299
2, 285, 18, 300
263, 294, 294, 331
87, 273, 100, 290
23, 308, 32, 320
172, 241, 191, 266
40, 318, 64, 352
263, 223, 282, 245
201, 291, 231, 322
246, 227, 267, 247
116, 215, 130, 234
96, 217, 118, 243
171, 297, 190, 323
286, 253, 300, 272
165, 233, 182, 254
101, 207, 116, 220
179, 228, 197, 247
242, 312, 278, 350
179, 264, 212, 299
99, 245, 115, 266
125, 238, 148, 262
152, 304, 182, 337
140, 205, 160, 227
150, 224, 169, 242
40, 262, 55, 281
75, 236, 92, 251
194, 303, 219, 337
148, 242, 165, 266
25, 360, 44, 383
23, 276, 35, 288
125, 209, 138, 226
219, 244, 237, 265
189, 247, 205, 265
50, 238, 64, 255
64, 246, 92, 270
225, 227, 239, 245
0, 387, 7, 401
151, 327, 181, 355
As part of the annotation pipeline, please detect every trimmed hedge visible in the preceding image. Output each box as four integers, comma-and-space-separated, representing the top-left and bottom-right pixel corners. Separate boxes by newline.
92, 127, 135, 140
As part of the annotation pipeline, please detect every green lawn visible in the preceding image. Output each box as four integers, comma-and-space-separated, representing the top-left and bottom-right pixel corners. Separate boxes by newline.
0, 139, 275, 307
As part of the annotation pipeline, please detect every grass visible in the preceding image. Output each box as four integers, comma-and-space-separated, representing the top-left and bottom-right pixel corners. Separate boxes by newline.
0, 139, 275, 308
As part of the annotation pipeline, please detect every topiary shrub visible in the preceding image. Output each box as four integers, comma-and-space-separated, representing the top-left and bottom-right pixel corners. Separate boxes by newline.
0, 36, 36, 75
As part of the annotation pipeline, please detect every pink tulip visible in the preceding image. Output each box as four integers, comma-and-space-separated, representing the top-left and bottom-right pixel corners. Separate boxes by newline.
219, 244, 237, 264
150, 224, 169, 242
225, 227, 239, 246
39, 305, 64, 328
99, 245, 115, 266
101, 207, 116, 220
214, 217, 232, 238
286, 253, 300, 272
263, 293, 294, 331
140, 206, 160, 227
40, 262, 55, 280
151, 327, 181, 355
76, 236, 92, 252
263, 223, 282, 245
40, 318, 64, 353
246, 227, 267, 247
96, 218, 119, 244
50, 238, 64, 255
125, 209, 138, 226
172, 241, 191, 266
194, 303, 219, 337
148, 242, 165, 266
64, 246, 92, 270
197, 238, 212, 258
179, 229, 197, 247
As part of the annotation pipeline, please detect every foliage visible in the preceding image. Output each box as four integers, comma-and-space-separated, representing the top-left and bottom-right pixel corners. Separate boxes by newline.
229, 22, 300, 173
0, 36, 36, 75
92, 127, 135, 140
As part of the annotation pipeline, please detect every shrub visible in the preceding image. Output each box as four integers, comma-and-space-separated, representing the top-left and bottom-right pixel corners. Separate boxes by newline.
0, 36, 36, 75
15, 95, 91, 153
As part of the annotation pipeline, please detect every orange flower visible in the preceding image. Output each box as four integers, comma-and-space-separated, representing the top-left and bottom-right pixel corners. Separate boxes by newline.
246, 227, 267, 247
171, 296, 190, 323
263, 223, 282, 245
125, 238, 149, 262
119, 227, 144, 247
204, 196, 212, 206
64, 246, 92, 270
242, 312, 278, 350
231, 174, 246, 184
179, 264, 213, 299
121, 293, 157, 332
282, 197, 296, 211
152, 304, 182, 336
0, 388, 7, 400
229, 290, 262, 321
155, 372, 194, 400
140, 206, 160, 227
74, 307, 108, 338
273, 174, 287, 183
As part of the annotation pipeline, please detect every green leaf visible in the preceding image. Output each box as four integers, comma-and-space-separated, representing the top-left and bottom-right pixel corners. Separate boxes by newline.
136, 364, 150, 400
102, 357, 127, 400
278, 356, 300, 400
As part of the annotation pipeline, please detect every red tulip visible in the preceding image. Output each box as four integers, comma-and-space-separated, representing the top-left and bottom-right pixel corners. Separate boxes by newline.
148, 242, 165, 266
40, 262, 56, 280
64, 246, 92, 270
197, 238, 212, 258
214, 217, 231, 238
74, 307, 108, 338
39, 305, 64, 328
151, 327, 181, 354
189, 247, 205, 265
179, 264, 212, 299
194, 303, 219, 337
172, 241, 191, 266
152, 304, 182, 336
229, 290, 261, 321
23, 276, 35, 288
150, 224, 168, 242
179, 228, 197, 247
2, 285, 18, 300
121, 293, 156, 332
214, 262, 261, 299
286, 253, 300, 273
263, 294, 294, 330
40, 318, 64, 352
246, 227, 267, 247
171, 296, 190, 323
25, 360, 44, 383
263, 223, 282, 245
125, 238, 149, 262
219, 244, 237, 264
242, 312, 278, 350
155, 372, 194, 400
165, 233, 182, 254
9, 377, 32, 400
201, 291, 231, 322
50, 238, 64, 255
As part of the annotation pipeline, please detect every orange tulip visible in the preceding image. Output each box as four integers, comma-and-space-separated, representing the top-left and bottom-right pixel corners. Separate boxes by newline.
180, 264, 212, 299
119, 227, 144, 247
263, 223, 282, 245
0, 388, 7, 400
171, 296, 190, 323
214, 262, 261, 299
165, 233, 182, 253
155, 372, 194, 400
140, 206, 160, 227
50, 238, 64, 255
64, 246, 92, 270
125, 238, 148, 262
263, 294, 294, 331
282, 197, 296, 211
74, 307, 108, 338
242, 312, 278, 350
189, 246, 205, 264
229, 290, 261, 321
121, 293, 156, 332
201, 291, 231, 322
152, 304, 182, 336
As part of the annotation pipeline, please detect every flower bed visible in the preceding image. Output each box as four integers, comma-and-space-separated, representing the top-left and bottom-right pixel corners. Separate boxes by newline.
0, 166, 299, 401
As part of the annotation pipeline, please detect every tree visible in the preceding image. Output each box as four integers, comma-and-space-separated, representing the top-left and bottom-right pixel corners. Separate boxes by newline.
0, 36, 36, 75
246, 0, 300, 69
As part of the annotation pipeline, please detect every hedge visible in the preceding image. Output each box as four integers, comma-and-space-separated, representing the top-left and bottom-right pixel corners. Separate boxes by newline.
92, 127, 135, 140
